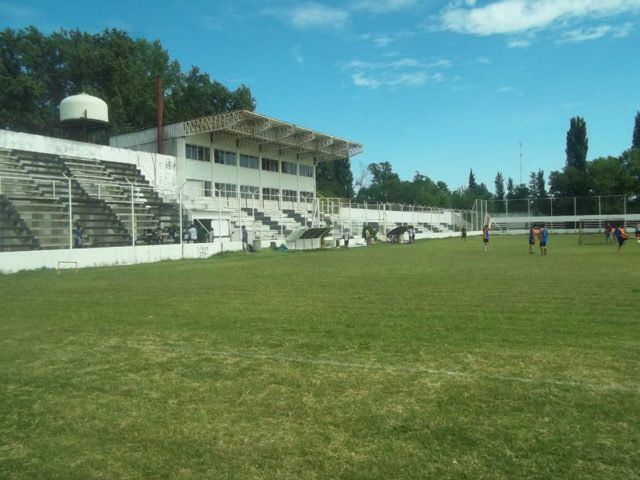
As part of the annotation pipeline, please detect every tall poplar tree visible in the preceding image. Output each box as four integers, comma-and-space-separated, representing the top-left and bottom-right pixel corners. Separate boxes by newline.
494, 172, 505, 200
566, 116, 589, 171
633, 111, 640, 149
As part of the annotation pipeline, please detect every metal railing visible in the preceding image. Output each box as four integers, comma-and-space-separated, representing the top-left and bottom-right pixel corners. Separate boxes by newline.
474, 195, 640, 232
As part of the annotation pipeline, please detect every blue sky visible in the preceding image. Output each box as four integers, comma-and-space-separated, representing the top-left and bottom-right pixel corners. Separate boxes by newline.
2, 0, 640, 191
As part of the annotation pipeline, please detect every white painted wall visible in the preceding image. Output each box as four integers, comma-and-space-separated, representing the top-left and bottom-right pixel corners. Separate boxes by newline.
0, 241, 243, 274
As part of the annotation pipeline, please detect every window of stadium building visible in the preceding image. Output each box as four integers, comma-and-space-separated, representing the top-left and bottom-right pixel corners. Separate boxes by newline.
281, 161, 297, 175
282, 189, 297, 202
240, 185, 259, 199
240, 154, 259, 169
204, 181, 212, 197
215, 182, 237, 198
300, 191, 314, 201
214, 149, 236, 166
186, 144, 211, 162
262, 157, 279, 172
299, 164, 313, 177
262, 188, 279, 201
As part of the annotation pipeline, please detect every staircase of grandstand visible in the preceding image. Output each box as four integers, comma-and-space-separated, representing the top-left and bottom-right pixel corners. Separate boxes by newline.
0, 149, 180, 251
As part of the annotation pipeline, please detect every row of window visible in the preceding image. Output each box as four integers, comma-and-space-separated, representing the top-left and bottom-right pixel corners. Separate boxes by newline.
192, 179, 313, 201
186, 144, 313, 177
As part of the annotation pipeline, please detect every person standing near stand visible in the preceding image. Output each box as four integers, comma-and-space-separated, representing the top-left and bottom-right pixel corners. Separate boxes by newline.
74, 224, 83, 248
528, 224, 536, 254
482, 224, 490, 253
241, 225, 249, 252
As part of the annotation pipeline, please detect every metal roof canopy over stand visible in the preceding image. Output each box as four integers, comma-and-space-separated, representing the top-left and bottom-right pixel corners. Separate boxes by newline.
110, 110, 363, 162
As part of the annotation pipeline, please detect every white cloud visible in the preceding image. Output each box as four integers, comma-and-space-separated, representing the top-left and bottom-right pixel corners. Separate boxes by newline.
352, 0, 418, 14
351, 71, 432, 88
560, 24, 614, 42
265, 0, 421, 30
440, 0, 640, 35
560, 21, 634, 42
264, 3, 349, 29
507, 38, 532, 48
359, 33, 395, 47
346, 56, 450, 89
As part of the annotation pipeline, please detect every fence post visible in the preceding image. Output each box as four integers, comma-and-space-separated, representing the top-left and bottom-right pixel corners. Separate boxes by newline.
574, 196, 577, 232
505, 198, 509, 232
125, 179, 135, 246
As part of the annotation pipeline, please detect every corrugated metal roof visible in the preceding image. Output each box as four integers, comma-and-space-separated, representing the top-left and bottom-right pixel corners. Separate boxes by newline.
109, 110, 363, 161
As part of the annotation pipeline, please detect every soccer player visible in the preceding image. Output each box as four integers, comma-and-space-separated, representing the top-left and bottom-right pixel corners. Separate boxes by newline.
528, 224, 536, 254
614, 224, 628, 255
606, 223, 614, 245
482, 224, 490, 253
539, 224, 549, 256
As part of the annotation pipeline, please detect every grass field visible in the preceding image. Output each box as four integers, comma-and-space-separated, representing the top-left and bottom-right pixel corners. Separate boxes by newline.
1, 234, 639, 479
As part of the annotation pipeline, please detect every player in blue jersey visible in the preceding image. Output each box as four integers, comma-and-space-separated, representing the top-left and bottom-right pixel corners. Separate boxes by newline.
539, 224, 548, 256
614, 224, 628, 254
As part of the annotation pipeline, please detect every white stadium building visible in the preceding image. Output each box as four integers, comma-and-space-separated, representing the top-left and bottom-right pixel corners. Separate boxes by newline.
0, 96, 465, 273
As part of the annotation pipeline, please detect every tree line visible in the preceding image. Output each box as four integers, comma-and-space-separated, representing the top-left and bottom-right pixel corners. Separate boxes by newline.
353, 113, 640, 210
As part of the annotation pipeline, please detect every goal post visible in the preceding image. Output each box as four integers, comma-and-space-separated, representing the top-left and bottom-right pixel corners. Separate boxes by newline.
577, 220, 609, 245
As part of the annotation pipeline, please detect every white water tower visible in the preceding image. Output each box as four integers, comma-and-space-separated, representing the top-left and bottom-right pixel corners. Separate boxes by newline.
60, 93, 109, 141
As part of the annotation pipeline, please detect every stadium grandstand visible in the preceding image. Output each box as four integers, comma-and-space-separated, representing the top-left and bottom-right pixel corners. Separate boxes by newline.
0, 100, 470, 273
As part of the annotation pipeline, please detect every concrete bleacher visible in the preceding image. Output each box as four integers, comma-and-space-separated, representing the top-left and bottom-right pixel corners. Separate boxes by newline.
0, 150, 181, 252
0, 196, 38, 251
0, 150, 70, 249
61, 155, 180, 243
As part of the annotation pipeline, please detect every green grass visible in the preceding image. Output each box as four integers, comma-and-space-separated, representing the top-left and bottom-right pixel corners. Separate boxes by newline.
1, 235, 639, 479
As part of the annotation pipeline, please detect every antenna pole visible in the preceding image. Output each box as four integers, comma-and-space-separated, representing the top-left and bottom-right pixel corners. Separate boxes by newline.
519, 141, 523, 184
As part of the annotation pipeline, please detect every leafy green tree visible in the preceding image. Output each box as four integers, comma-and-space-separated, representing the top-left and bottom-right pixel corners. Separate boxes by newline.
494, 172, 505, 200
633, 111, 640, 149
316, 159, 354, 198
587, 156, 630, 195
620, 148, 640, 195
0, 26, 255, 137
411, 172, 451, 207
468, 169, 477, 189
548, 167, 590, 197
506, 177, 515, 199
528, 169, 546, 199
566, 116, 589, 171
513, 183, 530, 199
